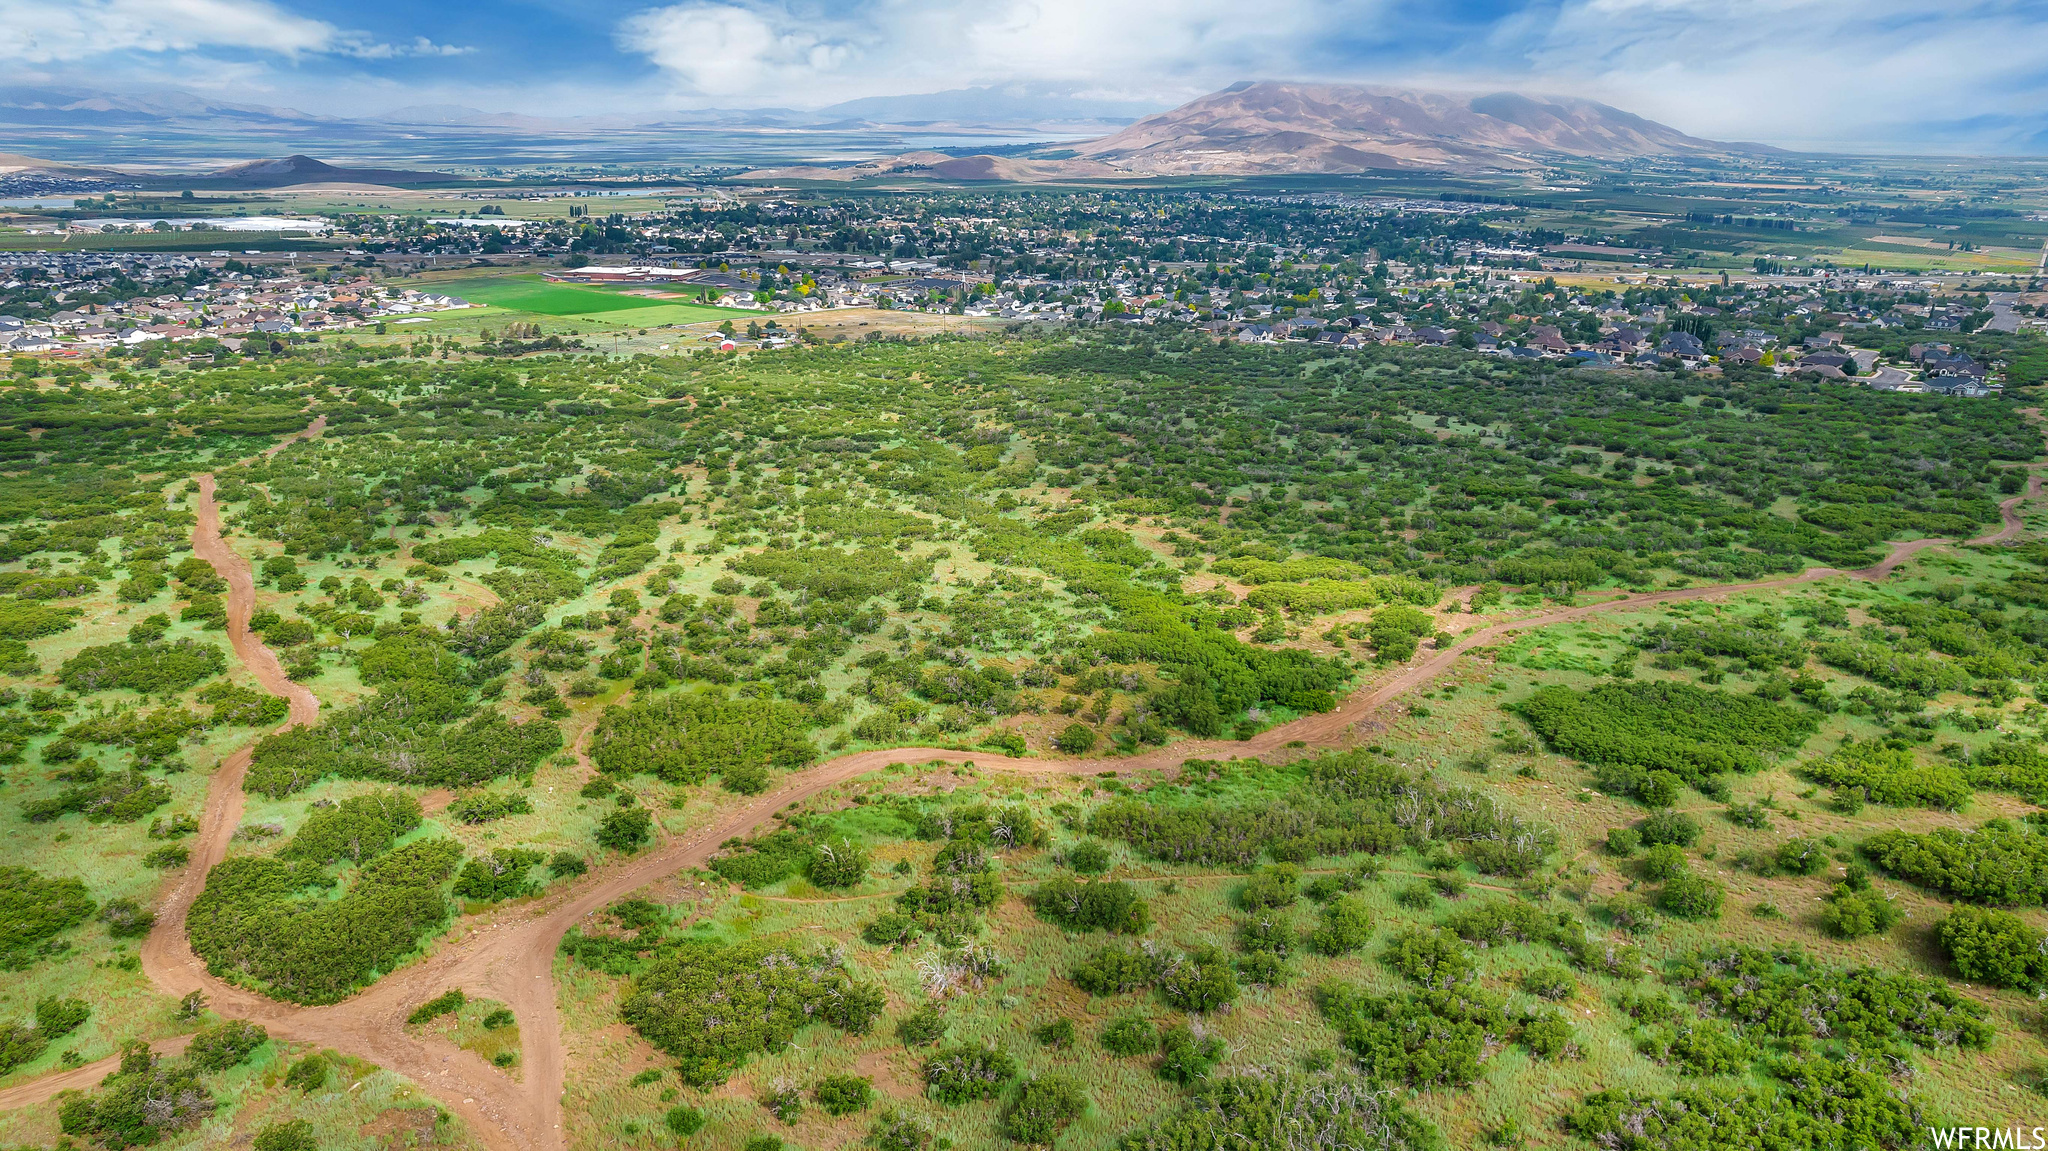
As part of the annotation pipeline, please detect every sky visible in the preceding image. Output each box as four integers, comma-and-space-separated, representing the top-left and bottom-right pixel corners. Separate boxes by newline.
4, 0, 2048, 151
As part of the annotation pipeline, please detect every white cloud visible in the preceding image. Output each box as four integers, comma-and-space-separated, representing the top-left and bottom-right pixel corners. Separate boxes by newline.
614, 0, 1376, 103
1488, 0, 2048, 148
0, 0, 470, 66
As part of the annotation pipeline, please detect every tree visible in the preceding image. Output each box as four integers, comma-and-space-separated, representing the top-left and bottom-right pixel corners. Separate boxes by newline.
1054, 723, 1096, 754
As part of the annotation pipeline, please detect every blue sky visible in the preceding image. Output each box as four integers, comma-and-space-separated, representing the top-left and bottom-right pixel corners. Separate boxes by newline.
5, 0, 2048, 150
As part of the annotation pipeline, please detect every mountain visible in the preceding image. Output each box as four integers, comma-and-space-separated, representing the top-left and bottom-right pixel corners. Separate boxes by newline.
743, 80, 1769, 183
0, 85, 323, 130
1065, 81, 1759, 174
202, 155, 459, 188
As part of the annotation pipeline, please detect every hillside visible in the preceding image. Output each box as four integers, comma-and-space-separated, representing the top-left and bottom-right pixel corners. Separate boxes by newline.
1067, 81, 1752, 174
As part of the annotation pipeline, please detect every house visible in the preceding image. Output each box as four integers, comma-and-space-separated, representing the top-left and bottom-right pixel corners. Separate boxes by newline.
1656, 331, 1709, 363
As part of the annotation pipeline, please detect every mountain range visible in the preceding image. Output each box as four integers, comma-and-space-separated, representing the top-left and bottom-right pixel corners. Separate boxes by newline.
748, 81, 1774, 181
4, 80, 1776, 184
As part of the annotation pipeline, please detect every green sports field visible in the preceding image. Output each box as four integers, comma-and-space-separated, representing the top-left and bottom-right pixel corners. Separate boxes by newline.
426, 274, 749, 327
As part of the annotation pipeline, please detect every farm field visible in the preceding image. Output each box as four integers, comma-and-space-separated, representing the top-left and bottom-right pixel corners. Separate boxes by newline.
0, 334, 2045, 1151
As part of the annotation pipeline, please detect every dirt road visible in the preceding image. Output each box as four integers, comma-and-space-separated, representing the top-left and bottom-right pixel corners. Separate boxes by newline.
2, 416, 2038, 1150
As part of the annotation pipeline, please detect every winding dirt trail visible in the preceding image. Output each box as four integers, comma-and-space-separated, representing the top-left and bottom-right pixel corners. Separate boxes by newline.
4, 415, 2043, 1148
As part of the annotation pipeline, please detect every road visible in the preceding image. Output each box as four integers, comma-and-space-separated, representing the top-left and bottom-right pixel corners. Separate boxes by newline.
1, 415, 2042, 1148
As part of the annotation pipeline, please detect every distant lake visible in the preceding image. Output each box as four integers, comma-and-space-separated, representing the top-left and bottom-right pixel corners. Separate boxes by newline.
0, 197, 80, 209
70, 216, 332, 233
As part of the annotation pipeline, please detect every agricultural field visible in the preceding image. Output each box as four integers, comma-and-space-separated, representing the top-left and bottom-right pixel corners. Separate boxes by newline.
0, 334, 2046, 1151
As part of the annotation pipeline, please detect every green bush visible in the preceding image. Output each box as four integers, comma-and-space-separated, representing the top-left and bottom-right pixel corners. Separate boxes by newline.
1065, 840, 1111, 873
1238, 863, 1301, 910
1658, 872, 1725, 920
665, 1105, 706, 1137
185, 1020, 268, 1071
1937, 906, 2048, 991
0, 866, 94, 970
1772, 837, 1829, 876
58, 639, 226, 694
622, 939, 885, 1086
60, 1043, 214, 1147
806, 837, 870, 889
445, 791, 533, 824
1033, 1017, 1075, 1049
1821, 883, 1901, 938
1156, 1023, 1225, 1085
1522, 965, 1576, 1001
1100, 1015, 1156, 1057
189, 837, 463, 1005
454, 848, 543, 903
869, 1110, 935, 1151
1000, 1073, 1087, 1144
1071, 940, 1159, 995
98, 897, 155, 939
1801, 740, 1972, 810
1861, 822, 2048, 905
253, 1119, 316, 1151
922, 1044, 1015, 1103
1308, 895, 1373, 955
1605, 827, 1641, 856
1054, 723, 1097, 754
896, 1005, 949, 1047
590, 689, 814, 784
596, 807, 653, 852
815, 1074, 874, 1116
1029, 877, 1150, 933
1157, 944, 1239, 1012
408, 989, 467, 1025
1637, 810, 1701, 847
1316, 981, 1503, 1087
1124, 1070, 1438, 1151
1381, 929, 1476, 989
283, 1054, 328, 1092
1639, 844, 1689, 882
1517, 681, 1818, 785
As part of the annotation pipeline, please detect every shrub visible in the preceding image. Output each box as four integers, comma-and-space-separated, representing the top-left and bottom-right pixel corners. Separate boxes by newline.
623, 939, 885, 1086
1100, 1015, 1156, 1057
98, 897, 155, 939
1129, 1070, 1439, 1150
446, 791, 533, 824
408, 989, 467, 1025
896, 1006, 949, 1047
923, 1044, 1015, 1103
58, 639, 226, 695
1028, 877, 1150, 933
1381, 929, 1475, 989
596, 808, 653, 852
1523, 965, 1576, 1001
1605, 827, 1641, 856
1316, 982, 1502, 1088
1156, 1023, 1225, 1085
1520, 1011, 1576, 1060
1071, 940, 1159, 995
1033, 1017, 1075, 1049
1802, 740, 1971, 810
1604, 893, 1659, 936
807, 838, 870, 889
1065, 840, 1111, 873
254, 1120, 316, 1151
1773, 837, 1829, 876
1639, 844, 1689, 882
1637, 810, 1701, 847
1054, 723, 1097, 754
185, 1020, 268, 1071
453, 848, 543, 903
665, 1105, 706, 1137
58, 1043, 213, 1145
1516, 681, 1818, 784
1657, 873, 1725, 920
815, 1074, 874, 1116
549, 851, 587, 877
284, 1053, 328, 1092
1821, 883, 1901, 938
189, 838, 462, 1005
869, 1110, 934, 1151
1307, 895, 1373, 956
1861, 823, 2048, 905
1937, 906, 2048, 991
1637, 770, 1683, 808
1157, 945, 1239, 1012
1238, 863, 1301, 910
1000, 1073, 1087, 1144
